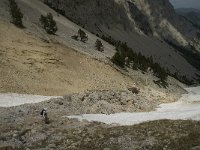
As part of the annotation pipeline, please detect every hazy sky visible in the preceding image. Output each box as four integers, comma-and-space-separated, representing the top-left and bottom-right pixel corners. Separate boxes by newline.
170, 0, 200, 9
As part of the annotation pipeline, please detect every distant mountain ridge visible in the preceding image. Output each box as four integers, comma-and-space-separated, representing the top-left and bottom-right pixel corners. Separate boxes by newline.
176, 8, 200, 14
170, 0, 200, 9
176, 8, 200, 29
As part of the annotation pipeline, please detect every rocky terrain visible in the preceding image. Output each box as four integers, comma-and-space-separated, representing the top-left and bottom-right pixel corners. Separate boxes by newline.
0, 87, 200, 150
1, 0, 200, 149
1, 105, 200, 150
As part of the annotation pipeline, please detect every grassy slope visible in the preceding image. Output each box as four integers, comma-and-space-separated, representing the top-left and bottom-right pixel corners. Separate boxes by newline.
0, 20, 134, 95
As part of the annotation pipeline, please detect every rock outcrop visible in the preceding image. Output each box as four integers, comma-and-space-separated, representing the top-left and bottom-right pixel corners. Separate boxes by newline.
47, 0, 199, 45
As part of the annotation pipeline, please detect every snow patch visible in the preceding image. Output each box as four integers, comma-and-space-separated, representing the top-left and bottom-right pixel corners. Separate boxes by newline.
68, 86, 200, 125
0, 93, 58, 107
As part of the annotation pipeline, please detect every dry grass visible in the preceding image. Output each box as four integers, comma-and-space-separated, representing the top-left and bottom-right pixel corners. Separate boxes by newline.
0, 20, 135, 96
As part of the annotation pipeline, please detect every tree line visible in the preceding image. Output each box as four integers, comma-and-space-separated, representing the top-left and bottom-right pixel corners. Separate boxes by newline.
108, 40, 168, 87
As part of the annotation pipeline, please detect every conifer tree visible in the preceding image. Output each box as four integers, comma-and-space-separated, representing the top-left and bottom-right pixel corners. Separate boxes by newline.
78, 29, 88, 42
8, 0, 24, 28
95, 39, 104, 52
40, 13, 58, 35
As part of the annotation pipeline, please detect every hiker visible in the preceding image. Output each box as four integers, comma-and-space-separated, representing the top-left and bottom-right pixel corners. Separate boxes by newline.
40, 108, 48, 118
40, 108, 50, 124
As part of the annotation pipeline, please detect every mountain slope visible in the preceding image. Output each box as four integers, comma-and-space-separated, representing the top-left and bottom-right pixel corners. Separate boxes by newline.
44, 0, 200, 82
0, 19, 135, 95
0, 0, 186, 103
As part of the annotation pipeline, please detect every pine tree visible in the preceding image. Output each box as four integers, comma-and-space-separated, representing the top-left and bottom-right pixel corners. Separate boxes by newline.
8, 0, 24, 28
40, 13, 58, 35
78, 29, 88, 42
95, 39, 104, 52
111, 51, 125, 68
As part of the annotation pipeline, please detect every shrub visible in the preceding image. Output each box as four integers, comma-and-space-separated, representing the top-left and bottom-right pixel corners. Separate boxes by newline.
8, 0, 24, 28
95, 39, 104, 52
102, 35, 118, 46
40, 13, 57, 35
128, 86, 140, 94
151, 63, 168, 81
71, 29, 88, 42
78, 29, 88, 42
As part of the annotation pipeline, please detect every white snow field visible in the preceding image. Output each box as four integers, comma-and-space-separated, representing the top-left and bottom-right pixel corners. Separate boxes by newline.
0, 93, 57, 107
68, 86, 200, 125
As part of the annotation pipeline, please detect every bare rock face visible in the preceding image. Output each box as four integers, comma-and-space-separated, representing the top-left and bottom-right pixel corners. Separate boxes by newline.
48, 0, 199, 44
132, 0, 197, 45
46, 0, 133, 33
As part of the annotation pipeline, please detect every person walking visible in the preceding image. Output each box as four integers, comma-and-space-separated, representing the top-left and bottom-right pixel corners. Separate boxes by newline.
40, 108, 49, 124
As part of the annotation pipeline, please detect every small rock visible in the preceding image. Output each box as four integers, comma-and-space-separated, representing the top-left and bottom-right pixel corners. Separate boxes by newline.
49, 144, 56, 148
58, 101, 63, 105
13, 133, 18, 137
128, 86, 140, 94
31, 129, 36, 133
54, 100, 63, 105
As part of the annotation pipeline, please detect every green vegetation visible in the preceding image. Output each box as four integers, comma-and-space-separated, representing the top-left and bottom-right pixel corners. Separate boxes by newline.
71, 29, 88, 43
95, 39, 104, 52
102, 35, 168, 87
102, 35, 118, 46
78, 29, 88, 42
40, 13, 58, 35
102, 34, 200, 86
8, 0, 24, 28
112, 43, 168, 84
111, 50, 126, 68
